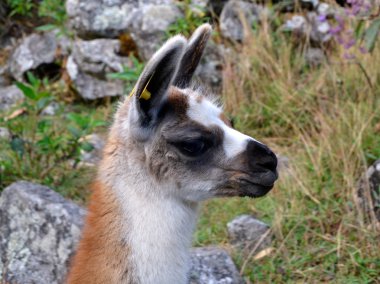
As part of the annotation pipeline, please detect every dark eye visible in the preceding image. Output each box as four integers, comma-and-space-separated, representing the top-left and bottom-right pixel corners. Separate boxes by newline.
172, 139, 211, 157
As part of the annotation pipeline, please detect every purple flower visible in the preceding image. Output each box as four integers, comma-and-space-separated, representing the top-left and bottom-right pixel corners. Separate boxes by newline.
318, 14, 327, 22
329, 26, 342, 35
343, 52, 356, 60
344, 38, 356, 49
359, 46, 368, 54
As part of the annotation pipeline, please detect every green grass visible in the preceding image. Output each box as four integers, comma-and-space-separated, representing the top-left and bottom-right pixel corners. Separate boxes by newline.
193, 26, 380, 283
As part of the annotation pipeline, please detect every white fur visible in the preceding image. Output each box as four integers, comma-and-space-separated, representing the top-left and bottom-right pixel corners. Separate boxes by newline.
99, 161, 198, 284
186, 92, 254, 158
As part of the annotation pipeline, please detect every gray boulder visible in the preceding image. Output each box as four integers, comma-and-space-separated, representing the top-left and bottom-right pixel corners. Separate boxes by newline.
220, 0, 265, 42
0, 181, 86, 284
0, 127, 10, 140
357, 159, 380, 222
227, 215, 271, 255
0, 85, 24, 111
66, 0, 182, 60
282, 10, 332, 45
189, 247, 244, 284
67, 38, 131, 99
305, 47, 325, 66
195, 41, 225, 93
9, 32, 58, 81
0, 63, 12, 87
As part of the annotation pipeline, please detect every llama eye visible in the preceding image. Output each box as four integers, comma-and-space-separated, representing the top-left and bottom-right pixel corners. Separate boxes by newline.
172, 139, 211, 157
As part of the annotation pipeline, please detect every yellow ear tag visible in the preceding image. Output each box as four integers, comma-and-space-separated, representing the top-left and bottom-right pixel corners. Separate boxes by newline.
140, 87, 151, 100
129, 73, 154, 100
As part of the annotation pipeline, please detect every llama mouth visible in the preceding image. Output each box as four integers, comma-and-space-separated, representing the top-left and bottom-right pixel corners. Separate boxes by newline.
238, 179, 275, 198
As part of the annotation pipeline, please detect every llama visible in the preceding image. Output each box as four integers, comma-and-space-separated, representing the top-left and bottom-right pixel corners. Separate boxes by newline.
67, 24, 278, 284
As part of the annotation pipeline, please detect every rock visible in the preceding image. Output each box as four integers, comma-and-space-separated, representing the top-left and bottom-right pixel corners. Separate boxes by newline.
277, 155, 291, 175
0, 85, 24, 111
227, 215, 271, 255
307, 12, 332, 44
208, 0, 229, 16
130, 4, 182, 59
356, 159, 380, 222
283, 12, 332, 45
305, 47, 325, 66
189, 247, 244, 284
195, 41, 225, 92
0, 64, 12, 87
0, 127, 10, 140
67, 38, 131, 99
79, 133, 106, 166
220, 0, 265, 42
0, 181, 86, 284
9, 32, 58, 81
41, 102, 60, 116
66, 0, 181, 59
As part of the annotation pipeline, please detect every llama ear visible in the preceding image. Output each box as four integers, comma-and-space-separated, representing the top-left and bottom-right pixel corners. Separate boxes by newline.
131, 35, 187, 127
173, 24, 212, 88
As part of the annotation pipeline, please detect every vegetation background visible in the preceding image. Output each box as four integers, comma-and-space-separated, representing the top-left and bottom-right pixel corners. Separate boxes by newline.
0, 0, 379, 283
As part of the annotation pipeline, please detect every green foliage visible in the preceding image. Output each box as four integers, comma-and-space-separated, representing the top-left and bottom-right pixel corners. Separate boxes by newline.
364, 18, 380, 52
36, 0, 70, 36
6, 0, 34, 16
6, 0, 69, 36
0, 73, 106, 193
107, 55, 145, 94
166, 0, 209, 37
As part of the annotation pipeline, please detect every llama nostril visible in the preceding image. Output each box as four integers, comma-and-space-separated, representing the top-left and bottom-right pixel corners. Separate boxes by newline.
247, 140, 277, 172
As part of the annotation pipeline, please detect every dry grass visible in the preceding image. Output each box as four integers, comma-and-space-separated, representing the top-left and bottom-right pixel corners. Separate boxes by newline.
195, 24, 380, 283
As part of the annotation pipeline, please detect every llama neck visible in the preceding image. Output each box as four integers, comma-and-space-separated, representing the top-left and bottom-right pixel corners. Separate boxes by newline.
115, 178, 199, 284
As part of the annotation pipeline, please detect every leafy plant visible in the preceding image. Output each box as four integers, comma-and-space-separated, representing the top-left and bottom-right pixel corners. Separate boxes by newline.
107, 55, 145, 94
0, 73, 106, 191
166, 0, 210, 37
36, 0, 70, 36
6, 0, 34, 16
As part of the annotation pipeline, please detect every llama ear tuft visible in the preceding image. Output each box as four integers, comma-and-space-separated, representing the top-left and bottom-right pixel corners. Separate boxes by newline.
173, 24, 212, 88
131, 35, 187, 127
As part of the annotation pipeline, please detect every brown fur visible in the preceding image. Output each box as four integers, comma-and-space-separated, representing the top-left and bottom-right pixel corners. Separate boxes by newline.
167, 87, 189, 118
66, 181, 132, 284
219, 113, 232, 127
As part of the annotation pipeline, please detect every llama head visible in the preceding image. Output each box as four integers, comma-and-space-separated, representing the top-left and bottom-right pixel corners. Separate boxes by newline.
112, 24, 278, 201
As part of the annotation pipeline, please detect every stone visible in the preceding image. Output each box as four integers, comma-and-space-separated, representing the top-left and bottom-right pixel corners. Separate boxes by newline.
283, 13, 332, 44
356, 159, 380, 222
189, 247, 244, 284
307, 12, 332, 44
129, 4, 182, 59
220, 0, 264, 42
67, 38, 131, 99
0, 85, 24, 111
0, 64, 12, 87
41, 102, 60, 116
0, 181, 86, 284
305, 47, 325, 66
0, 127, 10, 140
79, 133, 106, 166
208, 0, 229, 16
277, 155, 291, 175
9, 32, 58, 81
66, 0, 181, 59
194, 41, 225, 92
227, 215, 271, 255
